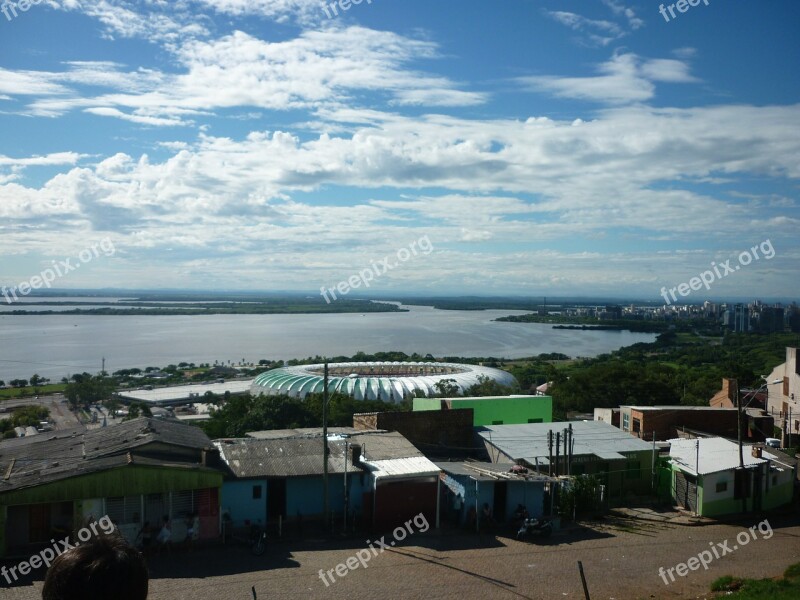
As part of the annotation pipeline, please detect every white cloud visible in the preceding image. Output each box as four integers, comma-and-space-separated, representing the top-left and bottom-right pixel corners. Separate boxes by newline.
519, 53, 698, 105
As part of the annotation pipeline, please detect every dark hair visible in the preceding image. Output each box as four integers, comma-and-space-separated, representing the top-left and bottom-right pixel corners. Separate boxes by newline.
42, 535, 148, 600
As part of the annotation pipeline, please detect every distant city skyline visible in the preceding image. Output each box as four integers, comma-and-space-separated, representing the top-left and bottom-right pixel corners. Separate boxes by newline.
1, 1, 799, 299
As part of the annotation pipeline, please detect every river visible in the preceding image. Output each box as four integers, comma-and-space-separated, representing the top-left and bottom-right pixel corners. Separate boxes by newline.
0, 303, 655, 381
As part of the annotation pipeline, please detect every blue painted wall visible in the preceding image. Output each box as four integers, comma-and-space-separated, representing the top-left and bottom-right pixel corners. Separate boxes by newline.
221, 479, 267, 527
284, 473, 367, 519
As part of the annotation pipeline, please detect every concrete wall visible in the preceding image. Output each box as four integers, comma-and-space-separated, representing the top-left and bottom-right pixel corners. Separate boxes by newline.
353, 409, 474, 451
221, 479, 267, 527
413, 395, 552, 426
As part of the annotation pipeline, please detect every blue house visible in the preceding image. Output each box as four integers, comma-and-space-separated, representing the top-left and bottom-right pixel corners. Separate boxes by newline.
215, 429, 440, 532
437, 462, 554, 528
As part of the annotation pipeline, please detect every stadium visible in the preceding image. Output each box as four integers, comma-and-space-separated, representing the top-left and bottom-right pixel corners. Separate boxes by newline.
250, 361, 517, 404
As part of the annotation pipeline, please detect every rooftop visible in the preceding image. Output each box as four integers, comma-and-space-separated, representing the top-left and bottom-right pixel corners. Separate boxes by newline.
478, 420, 652, 464
0, 418, 214, 493
668, 437, 791, 476
118, 379, 253, 404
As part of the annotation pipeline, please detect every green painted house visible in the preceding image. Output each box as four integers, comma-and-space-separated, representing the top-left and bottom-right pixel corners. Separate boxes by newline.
668, 437, 795, 517
413, 395, 552, 426
0, 418, 223, 558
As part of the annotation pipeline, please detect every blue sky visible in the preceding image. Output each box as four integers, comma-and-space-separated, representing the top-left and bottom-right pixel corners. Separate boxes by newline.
1, 0, 798, 300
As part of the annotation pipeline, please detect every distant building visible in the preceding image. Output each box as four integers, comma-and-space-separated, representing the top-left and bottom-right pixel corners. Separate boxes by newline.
250, 362, 517, 403
413, 395, 552, 426
758, 306, 785, 333
667, 437, 794, 516
733, 303, 750, 332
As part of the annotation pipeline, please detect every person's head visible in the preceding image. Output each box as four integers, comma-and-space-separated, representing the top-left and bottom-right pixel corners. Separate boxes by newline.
42, 535, 148, 600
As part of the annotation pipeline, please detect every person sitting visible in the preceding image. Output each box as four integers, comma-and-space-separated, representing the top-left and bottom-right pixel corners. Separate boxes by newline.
155, 516, 171, 552
42, 534, 148, 600
135, 521, 153, 553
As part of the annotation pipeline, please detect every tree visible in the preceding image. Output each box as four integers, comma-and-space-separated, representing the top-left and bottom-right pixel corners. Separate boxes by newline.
10, 379, 28, 388
0, 380, 5, 387
65, 375, 115, 409
433, 378, 460, 398
465, 374, 518, 397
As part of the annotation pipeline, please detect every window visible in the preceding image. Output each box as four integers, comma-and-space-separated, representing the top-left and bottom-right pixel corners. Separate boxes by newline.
715, 481, 728, 493
527, 418, 543, 423
622, 413, 630, 431
253, 485, 262, 500
632, 418, 641, 434
772, 475, 778, 486
492, 420, 503, 425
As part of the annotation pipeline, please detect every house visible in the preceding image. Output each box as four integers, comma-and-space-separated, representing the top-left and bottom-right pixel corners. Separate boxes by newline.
667, 437, 795, 517
619, 406, 740, 441
215, 430, 441, 532
0, 418, 223, 558
436, 461, 555, 527
215, 434, 365, 530
593, 408, 620, 427
710, 378, 767, 410
766, 347, 800, 445
413, 395, 552, 426
478, 421, 654, 505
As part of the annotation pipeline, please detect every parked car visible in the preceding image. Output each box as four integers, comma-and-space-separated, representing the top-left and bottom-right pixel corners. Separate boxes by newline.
765, 438, 781, 448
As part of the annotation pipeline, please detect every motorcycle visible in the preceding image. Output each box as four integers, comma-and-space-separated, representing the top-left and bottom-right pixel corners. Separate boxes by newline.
516, 517, 552, 540
250, 525, 267, 556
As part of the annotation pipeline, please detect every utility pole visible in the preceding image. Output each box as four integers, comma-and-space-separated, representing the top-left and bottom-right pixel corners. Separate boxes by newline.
563, 428, 568, 476
555, 431, 561, 477
548, 430, 554, 477
323, 361, 329, 530
567, 424, 573, 476
101, 357, 105, 376
343, 440, 348, 533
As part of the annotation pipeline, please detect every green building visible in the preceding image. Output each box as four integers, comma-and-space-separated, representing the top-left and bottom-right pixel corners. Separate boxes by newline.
413, 395, 552, 426
0, 418, 223, 558
667, 437, 795, 517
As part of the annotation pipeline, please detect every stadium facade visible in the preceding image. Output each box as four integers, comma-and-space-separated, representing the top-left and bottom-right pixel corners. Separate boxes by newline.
250, 361, 517, 403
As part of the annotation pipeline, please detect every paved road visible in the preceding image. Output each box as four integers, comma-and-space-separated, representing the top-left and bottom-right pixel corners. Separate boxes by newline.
5, 513, 800, 600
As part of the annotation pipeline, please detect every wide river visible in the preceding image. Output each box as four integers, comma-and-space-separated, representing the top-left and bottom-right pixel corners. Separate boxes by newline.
0, 303, 655, 381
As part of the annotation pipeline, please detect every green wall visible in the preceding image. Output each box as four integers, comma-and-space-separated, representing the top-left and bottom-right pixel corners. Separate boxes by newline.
413, 395, 553, 426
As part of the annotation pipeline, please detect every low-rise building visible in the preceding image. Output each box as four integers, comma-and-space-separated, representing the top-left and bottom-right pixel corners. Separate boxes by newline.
0, 418, 223, 558
619, 405, 740, 442
667, 437, 795, 517
766, 347, 800, 445
413, 395, 552, 426
477, 421, 654, 506
215, 430, 440, 532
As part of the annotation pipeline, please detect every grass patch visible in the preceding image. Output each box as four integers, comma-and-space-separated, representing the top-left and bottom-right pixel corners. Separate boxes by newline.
711, 563, 800, 599
0, 384, 66, 400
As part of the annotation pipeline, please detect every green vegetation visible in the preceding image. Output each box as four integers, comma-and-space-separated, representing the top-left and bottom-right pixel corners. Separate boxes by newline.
0, 405, 50, 437
199, 392, 408, 439
0, 383, 66, 400
6, 296, 404, 316
537, 331, 800, 419
709, 562, 800, 599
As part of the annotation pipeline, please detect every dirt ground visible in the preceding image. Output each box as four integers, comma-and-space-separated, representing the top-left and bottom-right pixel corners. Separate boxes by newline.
4, 512, 800, 600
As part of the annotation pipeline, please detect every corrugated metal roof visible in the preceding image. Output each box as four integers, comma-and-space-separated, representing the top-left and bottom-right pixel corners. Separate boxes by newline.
667, 437, 788, 476
478, 420, 652, 464
214, 438, 363, 478
363, 456, 440, 479
0, 418, 216, 493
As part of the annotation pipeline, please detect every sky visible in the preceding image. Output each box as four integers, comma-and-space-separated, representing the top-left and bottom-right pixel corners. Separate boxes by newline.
1, 0, 799, 301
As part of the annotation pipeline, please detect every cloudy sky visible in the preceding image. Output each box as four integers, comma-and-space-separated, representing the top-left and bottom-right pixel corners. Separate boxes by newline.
1, 0, 798, 300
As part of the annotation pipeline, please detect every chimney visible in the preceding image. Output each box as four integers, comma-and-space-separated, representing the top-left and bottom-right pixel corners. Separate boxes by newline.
351, 443, 362, 465
724, 378, 738, 402
751, 446, 763, 459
